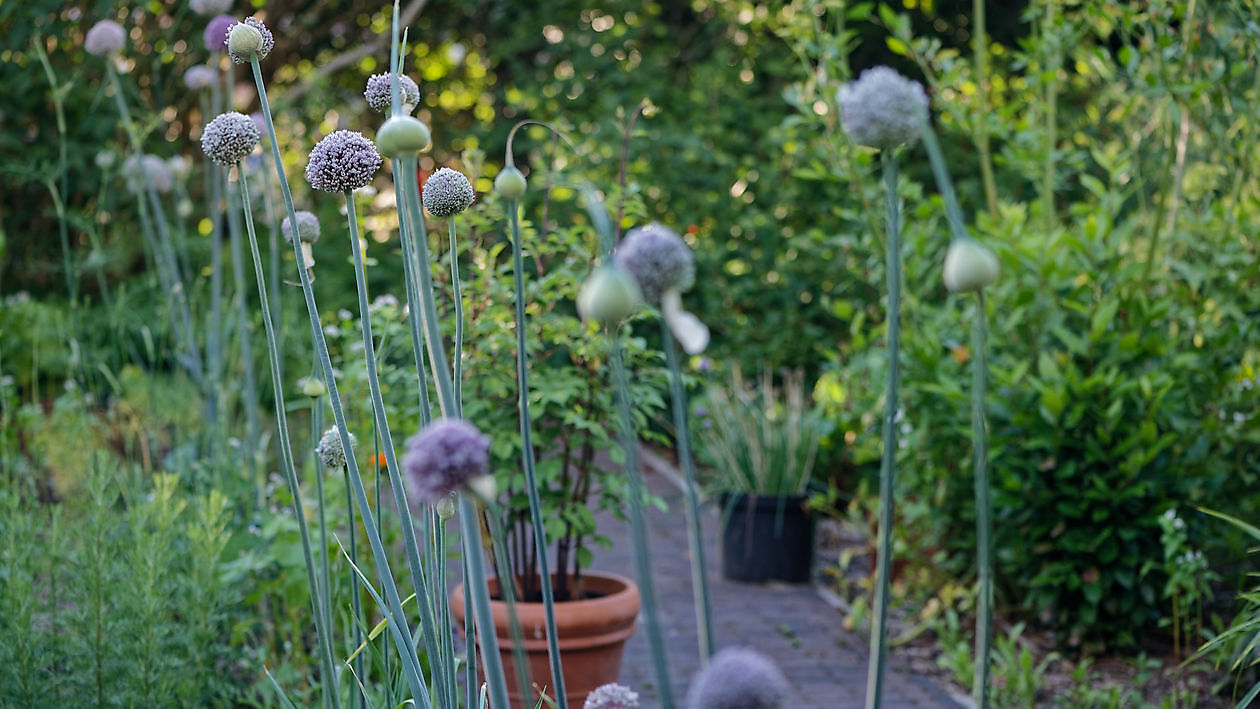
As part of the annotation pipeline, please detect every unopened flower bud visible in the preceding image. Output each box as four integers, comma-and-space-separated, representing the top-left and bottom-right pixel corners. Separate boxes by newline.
226, 18, 273, 64
494, 165, 527, 200
436, 496, 456, 520
578, 266, 643, 327
301, 377, 326, 398
374, 116, 431, 158
942, 238, 999, 293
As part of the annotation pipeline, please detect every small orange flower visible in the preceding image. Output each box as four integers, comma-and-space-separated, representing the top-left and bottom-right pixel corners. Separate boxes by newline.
950, 344, 970, 365
375, 452, 387, 468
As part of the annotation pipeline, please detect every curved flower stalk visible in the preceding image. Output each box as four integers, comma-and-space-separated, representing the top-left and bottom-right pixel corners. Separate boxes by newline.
920, 113, 998, 709
580, 190, 675, 707
614, 222, 714, 662
837, 65, 927, 709
239, 18, 431, 704
208, 119, 341, 706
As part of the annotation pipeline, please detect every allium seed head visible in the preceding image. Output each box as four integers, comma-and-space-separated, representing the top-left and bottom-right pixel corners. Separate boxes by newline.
123, 154, 174, 194
226, 17, 273, 64
203, 15, 234, 52
305, 130, 383, 193
281, 210, 321, 244
85, 20, 126, 57
615, 223, 696, 305
422, 167, 475, 217
190, 0, 234, 16
316, 427, 357, 469
836, 66, 929, 151
403, 419, 491, 506
375, 116, 431, 158
685, 647, 789, 709
364, 72, 421, 114
584, 683, 640, 709
201, 111, 261, 166
184, 65, 216, 90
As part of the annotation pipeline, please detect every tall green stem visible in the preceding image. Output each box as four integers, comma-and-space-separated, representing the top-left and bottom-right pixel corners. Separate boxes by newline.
393, 160, 434, 423
972, 0, 998, 219
661, 323, 714, 663
507, 197, 568, 707
312, 388, 335, 702
865, 150, 901, 709
449, 219, 465, 412
609, 334, 675, 708
1041, 0, 1059, 231
397, 157, 511, 709
344, 190, 453, 707
971, 292, 992, 708
342, 462, 366, 709
247, 56, 430, 705
237, 163, 340, 709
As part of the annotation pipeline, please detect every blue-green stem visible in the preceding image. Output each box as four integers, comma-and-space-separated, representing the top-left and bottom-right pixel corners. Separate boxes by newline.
393, 159, 434, 422
660, 322, 714, 662
225, 167, 263, 497
609, 331, 675, 707
397, 155, 511, 709
864, 149, 901, 709
448, 219, 465, 410
486, 501, 541, 703
203, 87, 225, 456
312, 382, 335, 701
260, 153, 284, 367
247, 56, 430, 705
340, 459, 366, 709
237, 162, 341, 709
344, 190, 453, 707
972, 0, 998, 219
971, 292, 992, 708
507, 197, 568, 707
463, 553, 478, 706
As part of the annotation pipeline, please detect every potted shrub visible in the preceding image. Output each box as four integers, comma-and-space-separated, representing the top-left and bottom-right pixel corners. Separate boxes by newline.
450, 191, 666, 708
697, 367, 826, 583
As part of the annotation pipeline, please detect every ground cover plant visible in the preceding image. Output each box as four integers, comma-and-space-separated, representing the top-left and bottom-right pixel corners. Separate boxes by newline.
2, 0, 1260, 708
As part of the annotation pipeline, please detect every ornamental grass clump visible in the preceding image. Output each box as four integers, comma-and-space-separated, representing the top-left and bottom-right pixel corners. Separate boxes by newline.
836, 64, 927, 709
684, 647, 789, 709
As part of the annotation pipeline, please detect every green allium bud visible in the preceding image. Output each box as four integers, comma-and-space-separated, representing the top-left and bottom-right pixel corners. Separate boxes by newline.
493, 165, 527, 200
226, 18, 272, 64
436, 496, 456, 520
578, 266, 643, 327
375, 116, 431, 158
942, 238, 999, 293
301, 377, 326, 398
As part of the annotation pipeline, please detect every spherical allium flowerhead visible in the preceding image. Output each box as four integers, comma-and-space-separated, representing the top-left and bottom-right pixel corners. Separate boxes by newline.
836, 66, 929, 151
305, 130, 383, 193
226, 17, 273, 64
201, 111, 261, 166
184, 65, 216, 91
685, 647, 790, 709
123, 154, 174, 194
422, 167, 475, 217
614, 223, 696, 305
203, 14, 234, 52
190, 0, 234, 16
281, 210, 321, 244
403, 419, 491, 505
584, 683, 640, 709
364, 72, 421, 114
316, 427, 357, 470
85, 20, 126, 57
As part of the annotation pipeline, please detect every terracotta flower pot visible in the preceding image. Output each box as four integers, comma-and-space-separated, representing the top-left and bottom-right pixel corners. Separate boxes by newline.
450, 571, 640, 709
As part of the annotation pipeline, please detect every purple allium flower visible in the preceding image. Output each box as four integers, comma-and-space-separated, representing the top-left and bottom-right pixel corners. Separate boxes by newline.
281, 210, 321, 244
422, 167, 475, 217
123, 154, 174, 194
305, 130, 382, 193
685, 647, 789, 709
364, 72, 421, 114
836, 66, 929, 151
184, 65, 216, 90
201, 111, 260, 166
403, 419, 491, 505
316, 427, 356, 469
584, 682, 640, 709
190, 0, 233, 16
85, 20, 126, 56
615, 223, 696, 305
226, 17, 273, 64
203, 14, 235, 52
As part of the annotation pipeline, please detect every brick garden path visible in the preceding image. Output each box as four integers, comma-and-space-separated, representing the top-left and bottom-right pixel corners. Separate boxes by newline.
589, 448, 964, 708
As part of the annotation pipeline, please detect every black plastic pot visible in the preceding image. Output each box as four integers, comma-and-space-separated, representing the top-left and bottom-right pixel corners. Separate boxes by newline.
720, 493, 815, 583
